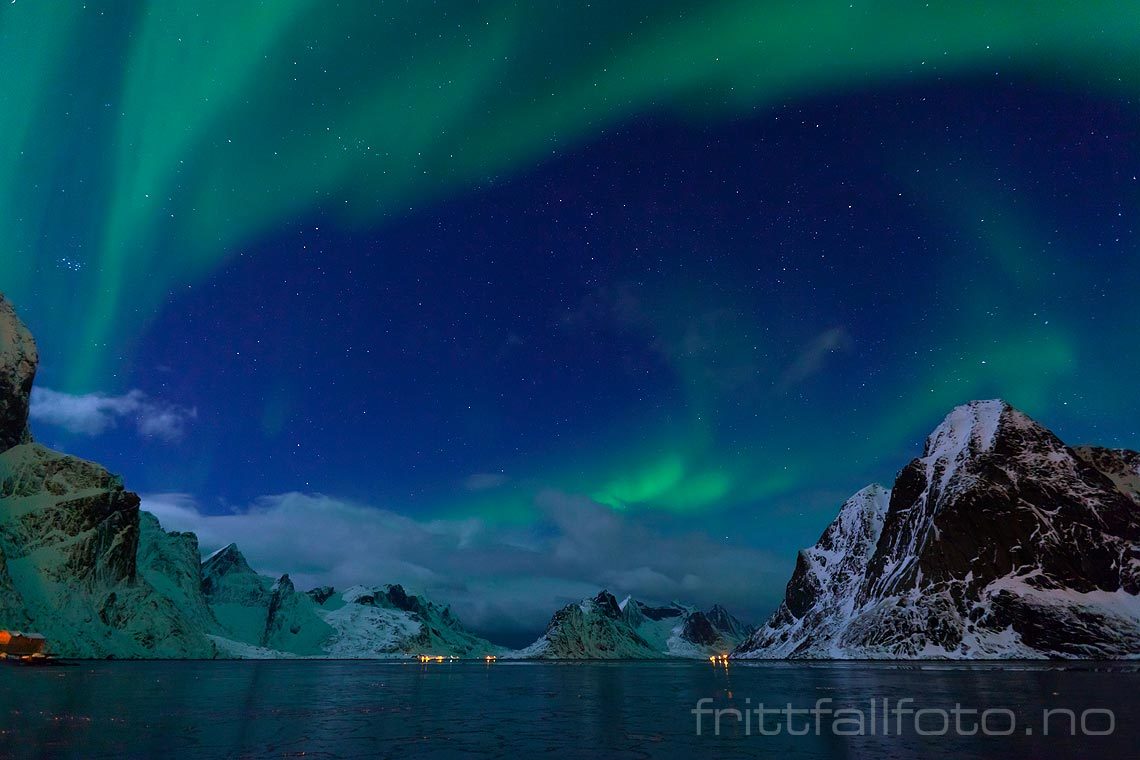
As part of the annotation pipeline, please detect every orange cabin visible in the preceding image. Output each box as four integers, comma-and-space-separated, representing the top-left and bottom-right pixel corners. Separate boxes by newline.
0, 631, 48, 656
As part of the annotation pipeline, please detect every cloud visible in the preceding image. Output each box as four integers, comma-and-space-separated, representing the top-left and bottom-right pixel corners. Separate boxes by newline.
462, 472, 510, 491
142, 489, 786, 638
30, 387, 197, 442
777, 326, 852, 391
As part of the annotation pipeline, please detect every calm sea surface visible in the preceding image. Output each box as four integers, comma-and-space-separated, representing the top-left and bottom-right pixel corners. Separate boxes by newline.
1, 660, 1137, 759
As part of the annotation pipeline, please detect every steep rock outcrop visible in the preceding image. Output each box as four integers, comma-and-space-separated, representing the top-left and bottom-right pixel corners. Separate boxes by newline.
0, 444, 214, 657
0, 293, 37, 451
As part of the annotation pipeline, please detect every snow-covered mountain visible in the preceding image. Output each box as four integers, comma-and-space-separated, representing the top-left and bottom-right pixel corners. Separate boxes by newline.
310, 584, 499, 658
203, 544, 499, 659
735, 400, 1140, 659
515, 590, 753, 659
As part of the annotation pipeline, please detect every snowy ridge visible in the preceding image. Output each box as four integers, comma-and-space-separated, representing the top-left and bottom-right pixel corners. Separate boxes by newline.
734, 485, 890, 658
921, 399, 1004, 491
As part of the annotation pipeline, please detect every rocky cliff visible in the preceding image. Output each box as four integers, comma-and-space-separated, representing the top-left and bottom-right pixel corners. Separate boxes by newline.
0, 292, 214, 657
0, 294, 36, 451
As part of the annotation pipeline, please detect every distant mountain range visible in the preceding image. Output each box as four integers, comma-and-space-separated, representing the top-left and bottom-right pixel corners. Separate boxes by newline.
512, 590, 753, 659
2, 292, 1138, 659
199, 542, 501, 658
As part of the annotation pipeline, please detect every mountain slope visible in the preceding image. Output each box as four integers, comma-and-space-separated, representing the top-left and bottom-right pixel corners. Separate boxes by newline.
201, 543, 333, 656
204, 550, 499, 659
517, 590, 754, 659
621, 598, 754, 657
0, 442, 216, 657
314, 584, 499, 658
516, 591, 660, 659
736, 400, 1140, 659
0, 291, 217, 657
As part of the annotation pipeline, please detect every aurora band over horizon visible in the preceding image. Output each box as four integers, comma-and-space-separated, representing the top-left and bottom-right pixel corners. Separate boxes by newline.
2, 1, 1139, 519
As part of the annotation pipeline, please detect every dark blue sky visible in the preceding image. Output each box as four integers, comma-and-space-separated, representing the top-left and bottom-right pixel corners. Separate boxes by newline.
35, 79, 1135, 513
8, 2, 1139, 633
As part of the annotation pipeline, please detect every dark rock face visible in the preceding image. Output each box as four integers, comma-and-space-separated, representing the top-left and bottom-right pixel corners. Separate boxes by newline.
591, 590, 623, 619
681, 612, 719, 646
261, 574, 333, 649
1074, 446, 1140, 503
0, 294, 37, 451
0, 444, 141, 588
306, 585, 336, 605
736, 400, 1140, 659
0, 443, 215, 657
381, 583, 430, 615
201, 544, 257, 597
636, 604, 685, 622
706, 604, 754, 640
862, 403, 1138, 601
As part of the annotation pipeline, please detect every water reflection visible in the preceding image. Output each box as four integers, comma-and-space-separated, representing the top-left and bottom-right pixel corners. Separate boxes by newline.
0, 661, 1136, 758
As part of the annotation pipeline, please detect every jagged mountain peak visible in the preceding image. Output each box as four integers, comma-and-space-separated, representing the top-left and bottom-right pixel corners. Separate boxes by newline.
865, 400, 1135, 602
589, 589, 623, 619
705, 603, 753, 640
202, 543, 255, 579
913, 400, 1064, 504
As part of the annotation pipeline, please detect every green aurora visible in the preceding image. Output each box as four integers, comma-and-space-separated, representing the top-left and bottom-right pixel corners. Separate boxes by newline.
2, 1, 1138, 520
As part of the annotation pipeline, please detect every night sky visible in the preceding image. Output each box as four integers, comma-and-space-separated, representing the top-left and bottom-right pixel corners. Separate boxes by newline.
4, 2, 1138, 640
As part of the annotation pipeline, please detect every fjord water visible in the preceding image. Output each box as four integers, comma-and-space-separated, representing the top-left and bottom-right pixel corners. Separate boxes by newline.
1, 661, 1137, 759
